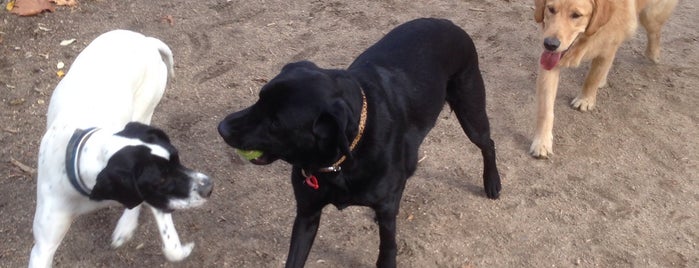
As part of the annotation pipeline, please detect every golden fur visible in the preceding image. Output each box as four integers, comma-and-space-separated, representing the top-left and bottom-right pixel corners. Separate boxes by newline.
530, 0, 677, 158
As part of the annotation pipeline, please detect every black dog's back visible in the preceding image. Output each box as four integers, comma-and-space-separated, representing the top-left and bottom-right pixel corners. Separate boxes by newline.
350, 18, 478, 76
349, 18, 483, 134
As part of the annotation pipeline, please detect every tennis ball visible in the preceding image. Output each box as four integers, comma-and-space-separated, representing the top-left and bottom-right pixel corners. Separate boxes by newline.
236, 149, 263, 160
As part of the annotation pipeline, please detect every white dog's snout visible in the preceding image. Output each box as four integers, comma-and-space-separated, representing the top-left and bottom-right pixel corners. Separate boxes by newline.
193, 172, 213, 198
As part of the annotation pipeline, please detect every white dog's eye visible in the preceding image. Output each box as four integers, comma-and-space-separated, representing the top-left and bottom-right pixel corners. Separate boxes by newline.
571, 12, 582, 19
547, 7, 556, 14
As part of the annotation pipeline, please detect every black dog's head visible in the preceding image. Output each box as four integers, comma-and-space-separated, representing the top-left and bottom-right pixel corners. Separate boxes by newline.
90, 122, 213, 212
218, 61, 362, 170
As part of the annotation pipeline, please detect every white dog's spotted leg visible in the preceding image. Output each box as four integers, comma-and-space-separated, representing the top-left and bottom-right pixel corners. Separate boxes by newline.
29, 205, 74, 268
149, 206, 194, 262
111, 205, 142, 248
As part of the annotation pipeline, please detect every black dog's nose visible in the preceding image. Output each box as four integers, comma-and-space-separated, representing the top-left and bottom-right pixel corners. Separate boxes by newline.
543, 37, 560, 51
217, 120, 231, 139
197, 177, 214, 198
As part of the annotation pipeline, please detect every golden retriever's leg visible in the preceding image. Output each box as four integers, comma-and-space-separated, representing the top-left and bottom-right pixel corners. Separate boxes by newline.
640, 0, 678, 63
530, 67, 560, 158
571, 51, 616, 111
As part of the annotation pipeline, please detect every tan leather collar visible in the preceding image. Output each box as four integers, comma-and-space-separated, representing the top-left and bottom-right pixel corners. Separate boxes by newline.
317, 87, 367, 173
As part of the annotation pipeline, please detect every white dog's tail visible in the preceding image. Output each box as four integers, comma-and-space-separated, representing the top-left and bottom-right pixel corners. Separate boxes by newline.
147, 37, 175, 80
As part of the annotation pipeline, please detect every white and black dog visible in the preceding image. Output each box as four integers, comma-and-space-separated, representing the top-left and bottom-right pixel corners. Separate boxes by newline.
29, 30, 213, 268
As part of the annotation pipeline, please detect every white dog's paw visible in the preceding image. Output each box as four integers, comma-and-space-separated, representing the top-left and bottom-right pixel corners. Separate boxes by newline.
111, 209, 141, 248
163, 242, 194, 262
530, 137, 553, 159
111, 231, 134, 248
571, 96, 596, 112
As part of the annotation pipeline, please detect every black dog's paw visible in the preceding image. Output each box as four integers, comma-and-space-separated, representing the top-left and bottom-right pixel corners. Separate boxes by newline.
484, 174, 501, 199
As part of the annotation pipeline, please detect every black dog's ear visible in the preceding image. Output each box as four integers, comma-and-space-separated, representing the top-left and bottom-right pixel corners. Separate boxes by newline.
280, 61, 319, 73
314, 100, 352, 159
90, 146, 152, 209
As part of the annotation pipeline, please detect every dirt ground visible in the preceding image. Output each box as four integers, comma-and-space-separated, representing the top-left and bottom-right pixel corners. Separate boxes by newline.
1, 0, 697, 267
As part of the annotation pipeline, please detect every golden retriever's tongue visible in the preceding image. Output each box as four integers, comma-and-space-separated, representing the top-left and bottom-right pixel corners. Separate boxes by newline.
540, 51, 561, 71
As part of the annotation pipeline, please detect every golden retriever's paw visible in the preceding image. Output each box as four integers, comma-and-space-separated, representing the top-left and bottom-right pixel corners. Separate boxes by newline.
571, 96, 596, 112
529, 138, 552, 159
645, 47, 660, 63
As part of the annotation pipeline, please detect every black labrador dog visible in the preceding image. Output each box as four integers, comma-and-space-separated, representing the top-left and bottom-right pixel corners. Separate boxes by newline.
218, 18, 501, 267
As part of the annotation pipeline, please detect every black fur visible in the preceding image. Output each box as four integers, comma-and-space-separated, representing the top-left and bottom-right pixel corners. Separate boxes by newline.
218, 18, 501, 267
90, 122, 199, 211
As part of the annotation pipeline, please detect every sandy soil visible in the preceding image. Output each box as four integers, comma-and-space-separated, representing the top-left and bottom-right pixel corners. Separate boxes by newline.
1, 0, 697, 267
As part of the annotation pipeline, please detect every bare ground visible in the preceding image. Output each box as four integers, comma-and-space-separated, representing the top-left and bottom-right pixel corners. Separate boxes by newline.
1, 0, 698, 267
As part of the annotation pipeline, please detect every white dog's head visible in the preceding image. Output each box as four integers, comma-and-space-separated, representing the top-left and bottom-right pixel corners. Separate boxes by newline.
89, 122, 213, 212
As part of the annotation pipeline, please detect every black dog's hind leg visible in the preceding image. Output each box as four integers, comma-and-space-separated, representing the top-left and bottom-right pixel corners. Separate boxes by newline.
285, 209, 322, 268
446, 65, 502, 199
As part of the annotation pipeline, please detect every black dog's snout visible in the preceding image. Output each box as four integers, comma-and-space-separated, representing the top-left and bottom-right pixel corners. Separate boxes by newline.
543, 37, 560, 51
197, 178, 213, 198
217, 120, 231, 139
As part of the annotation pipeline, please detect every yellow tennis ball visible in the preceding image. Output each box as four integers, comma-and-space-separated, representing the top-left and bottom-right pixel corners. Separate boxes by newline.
236, 149, 263, 160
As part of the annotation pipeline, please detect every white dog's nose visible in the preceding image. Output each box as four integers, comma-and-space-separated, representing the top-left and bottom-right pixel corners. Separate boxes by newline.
195, 174, 213, 198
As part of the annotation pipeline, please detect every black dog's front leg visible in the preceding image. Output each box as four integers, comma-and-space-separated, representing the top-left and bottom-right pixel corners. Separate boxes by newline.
375, 207, 398, 268
285, 209, 322, 268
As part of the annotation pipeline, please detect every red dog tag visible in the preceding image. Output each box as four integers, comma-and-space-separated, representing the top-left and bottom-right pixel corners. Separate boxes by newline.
305, 175, 319, 190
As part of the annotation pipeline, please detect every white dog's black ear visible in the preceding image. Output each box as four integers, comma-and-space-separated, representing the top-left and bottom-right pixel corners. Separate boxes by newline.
90, 146, 151, 208
118, 122, 173, 145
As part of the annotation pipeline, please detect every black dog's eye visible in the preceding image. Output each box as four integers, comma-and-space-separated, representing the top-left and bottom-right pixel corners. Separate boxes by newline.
269, 118, 282, 130
547, 7, 556, 14
571, 12, 582, 19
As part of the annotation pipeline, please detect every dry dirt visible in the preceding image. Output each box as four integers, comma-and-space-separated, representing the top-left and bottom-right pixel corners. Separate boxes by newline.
1, 0, 698, 267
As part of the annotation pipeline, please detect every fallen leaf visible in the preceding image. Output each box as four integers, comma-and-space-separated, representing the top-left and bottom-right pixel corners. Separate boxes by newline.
10, 0, 54, 16
59, 38, 76, 46
6, 0, 15, 11
56, 70, 65, 77
50, 0, 77, 6
161, 15, 174, 26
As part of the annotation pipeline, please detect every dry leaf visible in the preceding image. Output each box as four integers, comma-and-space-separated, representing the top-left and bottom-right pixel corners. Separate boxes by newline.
50, 0, 77, 6
56, 70, 65, 77
161, 15, 174, 26
6, 0, 15, 11
10, 0, 54, 16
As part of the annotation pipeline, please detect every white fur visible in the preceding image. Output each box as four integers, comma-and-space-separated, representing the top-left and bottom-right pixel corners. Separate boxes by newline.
29, 30, 200, 268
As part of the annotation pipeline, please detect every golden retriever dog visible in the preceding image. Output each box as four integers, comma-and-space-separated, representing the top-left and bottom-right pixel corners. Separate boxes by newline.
529, 0, 677, 158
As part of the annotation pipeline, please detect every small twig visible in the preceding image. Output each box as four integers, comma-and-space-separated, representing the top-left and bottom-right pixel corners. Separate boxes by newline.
468, 7, 486, 12
10, 158, 36, 174
417, 155, 427, 163
4, 128, 19, 134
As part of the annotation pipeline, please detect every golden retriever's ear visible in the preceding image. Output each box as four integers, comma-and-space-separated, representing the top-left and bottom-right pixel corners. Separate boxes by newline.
585, 0, 613, 35
534, 0, 546, 23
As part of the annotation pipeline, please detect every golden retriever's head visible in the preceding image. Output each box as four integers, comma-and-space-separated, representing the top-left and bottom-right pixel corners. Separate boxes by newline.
534, 0, 612, 70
